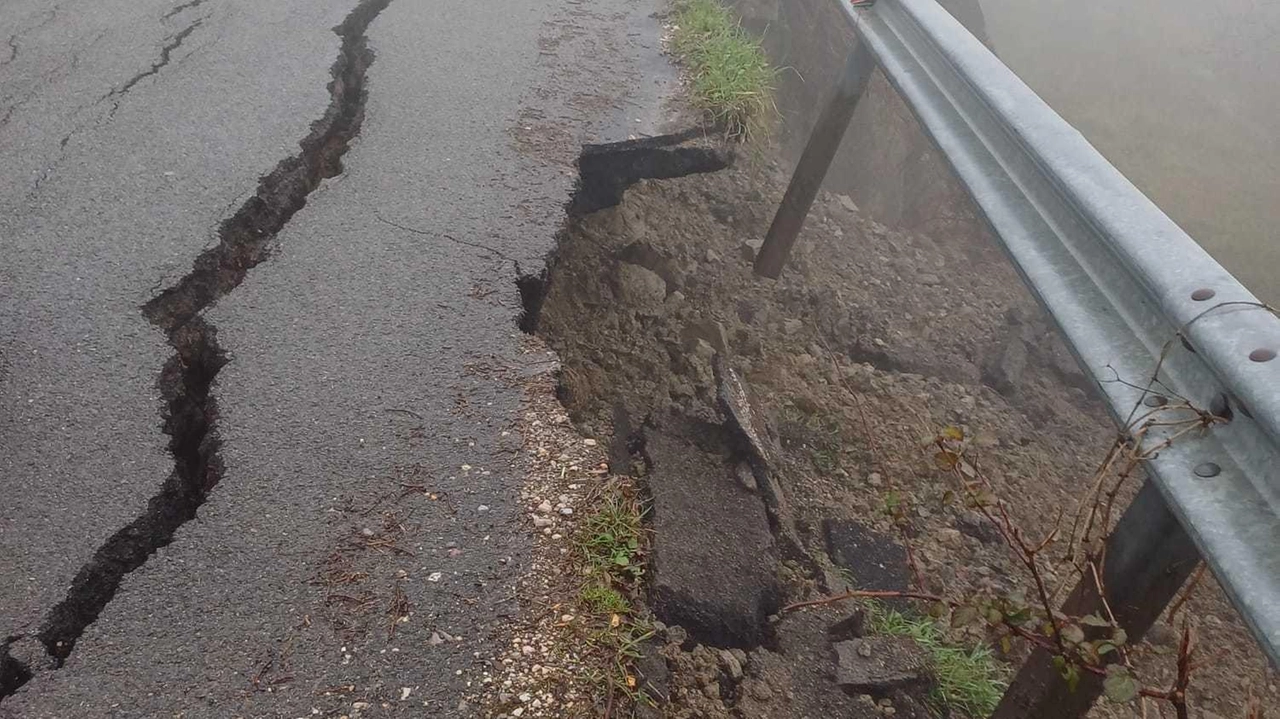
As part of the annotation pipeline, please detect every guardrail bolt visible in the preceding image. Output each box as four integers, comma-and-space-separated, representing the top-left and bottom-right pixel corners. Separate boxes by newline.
1143, 394, 1168, 407
1249, 348, 1276, 362
1191, 288, 1216, 301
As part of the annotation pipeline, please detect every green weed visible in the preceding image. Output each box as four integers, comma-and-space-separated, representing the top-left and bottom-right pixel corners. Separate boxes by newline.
670, 0, 777, 140
578, 489, 647, 585
868, 603, 1009, 717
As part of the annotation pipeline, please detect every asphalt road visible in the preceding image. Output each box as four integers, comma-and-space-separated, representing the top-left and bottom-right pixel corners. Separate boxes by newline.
0, 0, 678, 714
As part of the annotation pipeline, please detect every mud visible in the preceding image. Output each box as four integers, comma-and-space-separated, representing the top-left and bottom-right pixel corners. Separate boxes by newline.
529, 147, 1276, 716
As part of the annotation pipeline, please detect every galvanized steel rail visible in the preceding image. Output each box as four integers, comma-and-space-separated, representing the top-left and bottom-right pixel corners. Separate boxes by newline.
756, 0, 1280, 713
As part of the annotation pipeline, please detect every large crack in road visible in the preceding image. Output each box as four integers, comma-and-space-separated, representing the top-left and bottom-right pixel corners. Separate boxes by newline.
0, 0, 394, 701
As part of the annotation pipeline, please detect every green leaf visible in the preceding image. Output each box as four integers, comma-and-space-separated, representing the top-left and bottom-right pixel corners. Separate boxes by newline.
928, 601, 949, 619
999, 635, 1013, 654
1080, 613, 1112, 627
1103, 665, 1139, 703
1005, 605, 1033, 625
985, 606, 1004, 625
1111, 628, 1128, 646
1061, 624, 1085, 645
613, 553, 630, 567
1053, 656, 1080, 692
1065, 664, 1081, 693
941, 426, 965, 441
1096, 642, 1117, 655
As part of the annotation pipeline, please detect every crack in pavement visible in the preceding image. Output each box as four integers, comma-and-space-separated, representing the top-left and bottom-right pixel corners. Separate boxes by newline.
1, 8, 60, 70
374, 213, 523, 265
161, 0, 209, 21
0, 0, 395, 701
101, 15, 206, 118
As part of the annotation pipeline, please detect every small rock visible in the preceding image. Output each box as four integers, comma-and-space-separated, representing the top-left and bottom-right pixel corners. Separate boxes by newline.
718, 648, 744, 680
1147, 622, 1178, 648
615, 262, 668, 314
746, 678, 774, 701
834, 637, 931, 694
955, 511, 1002, 544
429, 632, 445, 645
584, 438, 598, 447
705, 248, 722, 263
533, 515, 554, 528
867, 472, 882, 487
981, 334, 1028, 396
665, 624, 689, 647
782, 318, 803, 335
739, 238, 764, 262
536, 501, 553, 513
427, 572, 443, 582
360, 527, 375, 537
477, 504, 490, 513
735, 462, 758, 492
918, 273, 942, 286
937, 528, 964, 548
559, 507, 574, 516
836, 194, 859, 213
729, 648, 748, 666
692, 338, 716, 361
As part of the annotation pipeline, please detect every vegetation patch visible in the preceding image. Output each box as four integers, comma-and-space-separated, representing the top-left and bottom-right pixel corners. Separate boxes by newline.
868, 602, 1009, 717
669, 0, 777, 139
572, 480, 655, 708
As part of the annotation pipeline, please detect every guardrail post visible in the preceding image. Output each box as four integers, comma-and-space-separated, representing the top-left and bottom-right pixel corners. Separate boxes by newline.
753, 40, 874, 279
992, 479, 1202, 718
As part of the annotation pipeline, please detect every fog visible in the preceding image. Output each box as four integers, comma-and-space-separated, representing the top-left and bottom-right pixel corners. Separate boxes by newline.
978, 0, 1280, 302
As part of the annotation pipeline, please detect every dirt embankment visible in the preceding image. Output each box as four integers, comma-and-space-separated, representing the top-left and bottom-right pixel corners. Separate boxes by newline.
524, 145, 1276, 718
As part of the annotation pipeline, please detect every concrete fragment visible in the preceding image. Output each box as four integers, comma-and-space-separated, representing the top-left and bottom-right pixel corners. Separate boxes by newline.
823, 519, 911, 598
646, 420, 780, 648
833, 637, 931, 694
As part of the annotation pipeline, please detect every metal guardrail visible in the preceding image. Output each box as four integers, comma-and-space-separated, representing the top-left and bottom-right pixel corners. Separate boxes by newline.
755, 0, 1280, 713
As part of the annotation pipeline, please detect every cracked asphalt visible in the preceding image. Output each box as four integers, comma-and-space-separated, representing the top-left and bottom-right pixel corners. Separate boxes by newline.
0, 0, 679, 714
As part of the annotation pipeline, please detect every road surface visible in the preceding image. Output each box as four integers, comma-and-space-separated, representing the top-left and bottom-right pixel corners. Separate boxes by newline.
0, 0, 678, 714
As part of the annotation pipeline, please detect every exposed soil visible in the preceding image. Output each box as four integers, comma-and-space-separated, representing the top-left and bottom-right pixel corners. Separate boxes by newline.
529, 150, 1278, 717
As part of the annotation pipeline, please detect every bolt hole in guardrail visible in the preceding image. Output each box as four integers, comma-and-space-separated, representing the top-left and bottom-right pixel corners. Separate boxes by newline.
1249, 348, 1276, 362
1142, 394, 1168, 408
1191, 288, 1216, 301
1194, 462, 1222, 478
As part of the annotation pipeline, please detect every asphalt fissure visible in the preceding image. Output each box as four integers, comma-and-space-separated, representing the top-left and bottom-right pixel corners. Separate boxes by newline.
0, 0, 394, 700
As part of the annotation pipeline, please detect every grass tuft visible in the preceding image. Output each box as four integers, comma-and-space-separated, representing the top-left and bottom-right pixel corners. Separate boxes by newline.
570, 480, 652, 706
670, 0, 777, 140
868, 603, 1009, 717
578, 489, 647, 584
580, 584, 632, 614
